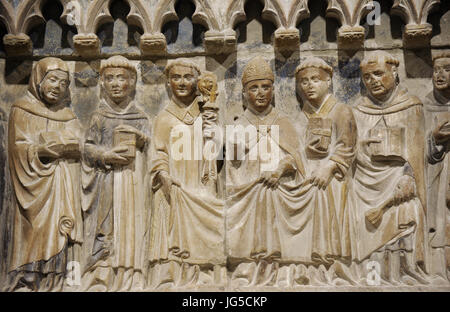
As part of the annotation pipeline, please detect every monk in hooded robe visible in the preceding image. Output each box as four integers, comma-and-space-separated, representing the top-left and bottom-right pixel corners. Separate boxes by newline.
424, 53, 450, 281
81, 56, 151, 291
147, 60, 225, 289
7, 57, 83, 291
226, 57, 348, 287
343, 52, 430, 285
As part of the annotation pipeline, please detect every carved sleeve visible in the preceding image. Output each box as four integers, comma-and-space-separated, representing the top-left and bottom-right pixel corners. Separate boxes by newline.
8, 108, 57, 213
329, 105, 357, 180
83, 113, 109, 169
427, 131, 446, 164
149, 114, 170, 190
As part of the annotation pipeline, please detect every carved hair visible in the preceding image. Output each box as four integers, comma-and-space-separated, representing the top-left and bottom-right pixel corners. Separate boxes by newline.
433, 52, 450, 63
360, 51, 400, 69
164, 59, 201, 78
295, 57, 333, 78
100, 55, 137, 80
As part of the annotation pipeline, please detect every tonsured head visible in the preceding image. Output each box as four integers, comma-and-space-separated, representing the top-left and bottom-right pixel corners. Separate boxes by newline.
100, 55, 137, 104
360, 51, 399, 102
165, 59, 201, 106
295, 57, 332, 107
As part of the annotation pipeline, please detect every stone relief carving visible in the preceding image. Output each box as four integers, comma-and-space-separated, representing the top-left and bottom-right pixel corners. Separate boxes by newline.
147, 59, 225, 289
391, 0, 441, 48
74, 0, 153, 56
226, 57, 307, 286
345, 51, 429, 284
1, 0, 33, 56
7, 57, 83, 291
325, 0, 374, 49
0, 0, 444, 55
0, 0, 449, 292
296, 57, 357, 268
81, 56, 151, 291
424, 52, 450, 282
225, 0, 310, 52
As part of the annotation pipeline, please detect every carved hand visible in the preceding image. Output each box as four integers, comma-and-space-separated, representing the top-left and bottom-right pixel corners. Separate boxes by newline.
102, 145, 131, 166
259, 170, 281, 189
393, 175, 416, 205
361, 137, 382, 155
259, 157, 296, 189
115, 124, 149, 149
432, 120, 450, 145
307, 162, 336, 190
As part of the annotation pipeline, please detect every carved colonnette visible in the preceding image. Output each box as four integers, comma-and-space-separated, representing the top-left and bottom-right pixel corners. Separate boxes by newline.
0, 0, 449, 291
0, 0, 444, 56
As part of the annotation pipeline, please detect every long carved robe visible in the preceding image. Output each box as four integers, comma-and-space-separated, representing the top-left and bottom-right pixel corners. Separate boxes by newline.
424, 90, 450, 277
227, 106, 345, 267
0, 108, 5, 217
82, 100, 151, 290
298, 95, 357, 261
344, 89, 427, 273
8, 92, 83, 276
148, 97, 224, 287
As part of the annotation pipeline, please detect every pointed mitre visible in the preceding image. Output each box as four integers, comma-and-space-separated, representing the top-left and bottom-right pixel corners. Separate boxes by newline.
242, 56, 274, 86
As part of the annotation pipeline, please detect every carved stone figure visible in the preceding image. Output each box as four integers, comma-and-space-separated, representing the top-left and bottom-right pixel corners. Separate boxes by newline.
197, 71, 221, 194
1, 0, 450, 293
147, 59, 225, 289
295, 57, 357, 264
344, 51, 429, 285
227, 56, 330, 286
0, 107, 6, 237
81, 56, 151, 291
425, 53, 450, 281
7, 57, 83, 291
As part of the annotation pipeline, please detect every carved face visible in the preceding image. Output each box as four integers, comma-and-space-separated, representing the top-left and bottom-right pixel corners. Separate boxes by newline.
296, 68, 331, 107
244, 79, 273, 113
168, 65, 197, 104
39, 70, 69, 105
102, 67, 135, 104
433, 58, 450, 91
361, 61, 397, 101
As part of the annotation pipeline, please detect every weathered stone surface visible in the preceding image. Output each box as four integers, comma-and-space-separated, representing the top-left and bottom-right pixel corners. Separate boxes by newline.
0, 0, 449, 292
